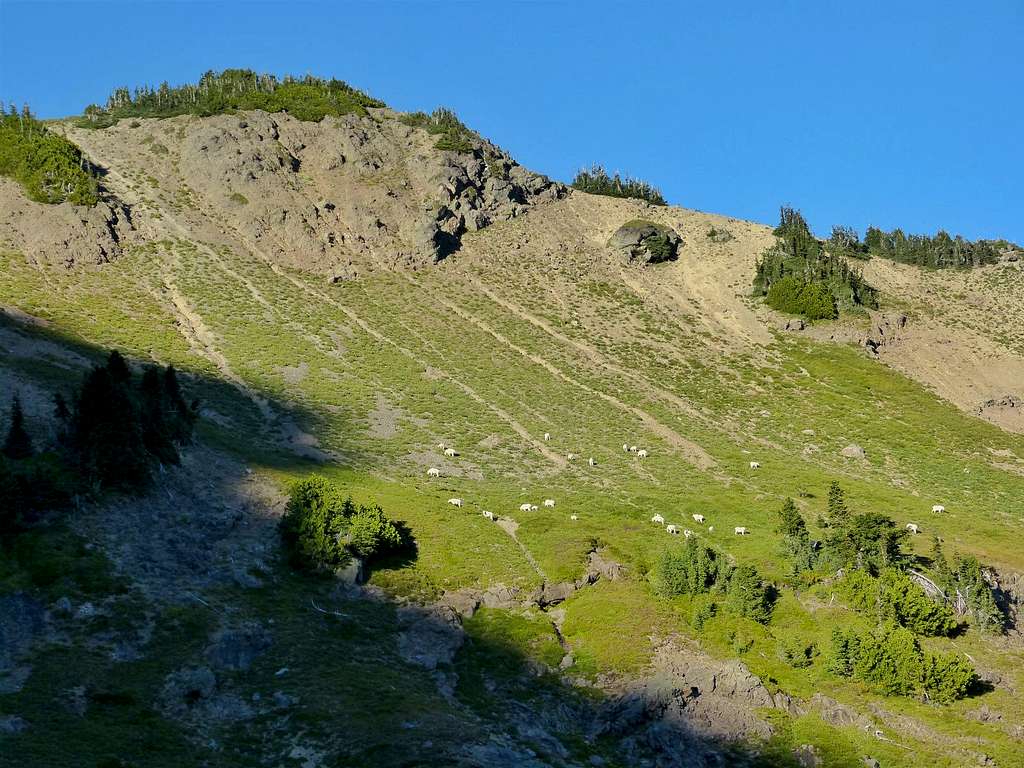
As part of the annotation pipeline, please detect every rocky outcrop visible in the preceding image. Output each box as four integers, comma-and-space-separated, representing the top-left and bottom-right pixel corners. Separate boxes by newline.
0, 177, 136, 267
863, 312, 908, 355
608, 219, 683, 264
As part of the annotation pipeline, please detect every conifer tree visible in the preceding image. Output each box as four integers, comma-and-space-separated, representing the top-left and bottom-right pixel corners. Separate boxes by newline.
827, 481, 849, 527
2, 395, 33, 460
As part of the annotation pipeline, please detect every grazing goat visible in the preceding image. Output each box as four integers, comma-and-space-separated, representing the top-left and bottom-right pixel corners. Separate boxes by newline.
427, 467, 441, 478
622, 443, 629, 452
448, 498, 463, 507
588, 457, 596, 467
570, 514, 579, 521
444, 448, 457, 457
651, 514, 665, 524
692, 514, 705, 524
544, 499, 556, 508
684, 529, 694, 538
567, 453, 577, 460
519, 503, 533, 512
637, 449, 649, 458
629, 445, 638, 453
666, 525, 680, 535
734, 526, 749, 535
932, 505, 946, 513
749, 461, 760, 469
544, 432, 551, 441
906, 523, 920, 534
482, 510, 494, 520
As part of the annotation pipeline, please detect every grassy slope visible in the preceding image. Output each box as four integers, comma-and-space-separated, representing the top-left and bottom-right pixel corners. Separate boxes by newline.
2, 127, 1023, 765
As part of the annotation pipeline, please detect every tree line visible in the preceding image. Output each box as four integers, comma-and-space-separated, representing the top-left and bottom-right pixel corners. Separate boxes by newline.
79, 68, 386, 127
0, 103, 99, 205
1, 351, 198, 541
753, 207, 879, 320
571, 165, 667, 206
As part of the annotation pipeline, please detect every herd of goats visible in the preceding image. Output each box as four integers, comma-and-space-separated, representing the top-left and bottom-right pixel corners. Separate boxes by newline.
422, 433, 759, 536
423, 433, 946, 541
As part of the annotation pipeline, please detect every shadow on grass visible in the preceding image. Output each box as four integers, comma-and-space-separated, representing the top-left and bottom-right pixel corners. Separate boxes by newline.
0, 310, 827, 768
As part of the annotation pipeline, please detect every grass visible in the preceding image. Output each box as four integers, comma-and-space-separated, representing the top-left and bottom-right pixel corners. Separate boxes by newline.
1, 196, 1023, 765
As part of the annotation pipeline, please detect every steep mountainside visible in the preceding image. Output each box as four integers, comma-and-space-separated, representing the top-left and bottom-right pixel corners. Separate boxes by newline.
2, 97, 1024, 768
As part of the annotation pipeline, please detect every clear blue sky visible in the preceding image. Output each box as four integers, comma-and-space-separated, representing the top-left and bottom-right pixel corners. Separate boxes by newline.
2, 1, 1022, 242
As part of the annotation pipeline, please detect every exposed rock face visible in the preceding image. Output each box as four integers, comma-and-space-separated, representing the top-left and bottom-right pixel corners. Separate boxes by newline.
608, 219, 683, 264
0, 177, 136, 267
863, 312, 908, 355
396, 604, 464, 670
592, 641, 794, 764
62, 110, 565, 275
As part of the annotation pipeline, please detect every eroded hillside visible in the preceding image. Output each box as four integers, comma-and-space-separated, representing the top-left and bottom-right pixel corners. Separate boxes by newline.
2, 102, 1024, 768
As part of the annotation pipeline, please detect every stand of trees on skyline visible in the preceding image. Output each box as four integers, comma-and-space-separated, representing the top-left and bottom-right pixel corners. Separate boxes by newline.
79, 68, 386, 126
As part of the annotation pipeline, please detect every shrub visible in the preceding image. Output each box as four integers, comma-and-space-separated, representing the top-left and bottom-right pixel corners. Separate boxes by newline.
656, 537, 728, 597
828, 624, 975, 702
347, 505, 403, 560
777, 638, 818, 668
690, 594, 718, 631
726, 564, 774, 624
279, 476, 351, 571
571, 164, 667, 206
400, 107, 476, 153
229, 192, 249, 205
922, 652, 976, 703
765, 276, 804, 315
852, 624, 922, 697
876, 570, 957, 636
0, 104, 99, 205
798, 282, 838, 320
279, 475, 408, 571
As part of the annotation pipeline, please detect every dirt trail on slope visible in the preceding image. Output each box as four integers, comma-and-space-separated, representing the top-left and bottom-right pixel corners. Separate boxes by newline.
495, 517, 547, 581
406, 271, 715, 470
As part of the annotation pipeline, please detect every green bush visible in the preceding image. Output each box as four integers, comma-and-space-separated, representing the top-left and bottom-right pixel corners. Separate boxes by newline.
798, 282, 838, 320
279, 475, 352, 571
656, 537, 728, 597
839, 570, 957, 636
726, 564, 774, 624
825, 511, 908, 575
571, 164, 667, 205
775, 497, 817, 573
765, 276, 804, 314
690, 594, 718, 630
279, 475, 408, 572
0, 104, 99, 205
777, 638, 818, 668
922, 651, 976, 703
828, 624, 975, 702
347, 505, 403, 559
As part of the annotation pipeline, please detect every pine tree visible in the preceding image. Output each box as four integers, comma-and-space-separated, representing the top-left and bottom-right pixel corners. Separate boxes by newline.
2, 395, 33, 460
827, 481, 849, 527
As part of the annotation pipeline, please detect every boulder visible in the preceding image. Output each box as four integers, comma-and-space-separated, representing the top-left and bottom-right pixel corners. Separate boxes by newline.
608, 220, 683, 264
841, 444, 867, 459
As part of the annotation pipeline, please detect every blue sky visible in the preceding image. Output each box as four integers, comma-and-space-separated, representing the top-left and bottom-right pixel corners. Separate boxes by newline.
2, 1, 1021, 242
